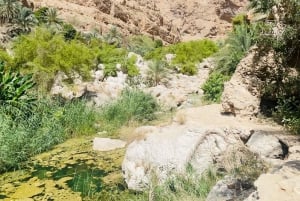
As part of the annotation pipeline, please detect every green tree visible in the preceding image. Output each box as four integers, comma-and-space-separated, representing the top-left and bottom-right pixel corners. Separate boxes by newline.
0, 0, 21, 24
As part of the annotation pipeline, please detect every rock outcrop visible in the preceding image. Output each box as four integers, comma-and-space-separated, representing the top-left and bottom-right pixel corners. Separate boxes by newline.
121, 104, 285, 191
245, 160, 300, 201
31, 0, 248, 43
51, 54, 213, 109
221, 47, 281, 117
122, 126, 242, 190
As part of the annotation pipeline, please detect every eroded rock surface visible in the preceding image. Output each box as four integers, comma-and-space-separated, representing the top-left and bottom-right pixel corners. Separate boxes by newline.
245, 160, 300, 201
221, 47, 281, 117
122, 126, 241, 190
122, 104, 285, 191
31, 0, 248, 43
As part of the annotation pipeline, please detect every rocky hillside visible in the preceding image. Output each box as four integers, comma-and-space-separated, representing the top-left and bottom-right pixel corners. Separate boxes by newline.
31, 0, 248, 43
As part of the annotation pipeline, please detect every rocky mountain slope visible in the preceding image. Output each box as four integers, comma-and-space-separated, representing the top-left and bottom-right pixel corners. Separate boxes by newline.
31, 0, 248, 43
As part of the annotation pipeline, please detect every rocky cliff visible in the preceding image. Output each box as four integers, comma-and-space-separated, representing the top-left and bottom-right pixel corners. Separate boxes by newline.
31, 0, 248, 43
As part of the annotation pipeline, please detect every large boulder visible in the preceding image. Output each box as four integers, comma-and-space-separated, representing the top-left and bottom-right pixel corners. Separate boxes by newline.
245, 160, 300, 201
122, 125, 242, 190
246, 131, 286, 161
221, 47, 280, 117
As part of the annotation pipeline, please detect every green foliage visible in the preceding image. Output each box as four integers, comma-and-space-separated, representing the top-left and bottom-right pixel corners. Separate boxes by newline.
62, 23, 77, 41
0, 98, 99, 172
10, 27, 98, 89
100, 88, 159, 133
0, 61, 36, 115
232, 14, 248, 26
202, 72, 229, 103
147, 60, 168, 86
122, 55, 139, 77
34, 6, 49, 24
44, 7, 62, 28
249, 0, 300, 133
146, 39, 218, 75
13, 6, 37, 33
179, 62, 197, 75
171, 39, 218, 67
273, 97, 300, 134
202, 24, 258, 103
97, 43, 127, 77
0, 0, 21, 24
127, 35, 161, 56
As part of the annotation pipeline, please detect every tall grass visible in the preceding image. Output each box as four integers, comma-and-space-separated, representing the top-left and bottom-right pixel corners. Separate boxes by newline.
100, 88, 159, 134
152, 167, 221, 201
0, 99, 99, 172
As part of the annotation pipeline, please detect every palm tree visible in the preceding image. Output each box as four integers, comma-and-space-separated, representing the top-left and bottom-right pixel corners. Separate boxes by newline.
44, 7, 62, 28
0, 0, 21, 24
104, 26, 123, 47
13, 6, 37, 33
147, 60, 168, 86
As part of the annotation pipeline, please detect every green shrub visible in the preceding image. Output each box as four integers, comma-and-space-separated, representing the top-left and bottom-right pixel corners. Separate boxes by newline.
146, 39, 218, 75
273, 97, 300, 134
100, 88, 159, 133
62, 23, 77, 41
6, 27, 98, 90
122, 55, 139, 77
232, 14, 248, 26
179, 62, 197, 75
97, 43, 127, 77
34, 7, 49, 24
202, 72, 230, 103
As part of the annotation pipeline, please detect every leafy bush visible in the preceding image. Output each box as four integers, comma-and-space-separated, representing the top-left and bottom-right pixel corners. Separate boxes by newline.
100, 88, 159, 133
62, 23, 77, 41
0, 61, 36, 115
146, 39, 218, 75
97, 43, 127, 77
122, 55, 139, 77
214, 24, 257, 75
232, 14, 248, 26
273, 97, 300, 134
34, 7, 49, 24
0, 98, 99, 172
202, 24, 259, 103
5, 27, 98, 90
202, 72, 230, 103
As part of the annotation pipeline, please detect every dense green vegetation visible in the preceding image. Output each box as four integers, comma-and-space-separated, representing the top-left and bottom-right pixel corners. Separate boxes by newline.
247, 0, 300, 134
100, 88, 159, 134
202, 22, 259, 102
0, 97, 99, 172
146, 39, 218, 75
